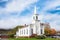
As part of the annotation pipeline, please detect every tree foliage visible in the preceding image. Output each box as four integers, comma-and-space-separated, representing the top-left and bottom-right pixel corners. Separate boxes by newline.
7, 25, 23, 37
50, 29, 56, 35
45, 28, 56, 35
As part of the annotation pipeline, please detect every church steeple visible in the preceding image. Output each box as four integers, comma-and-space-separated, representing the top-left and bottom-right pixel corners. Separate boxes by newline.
33, 6, 39, 21
32, 6, 40, 34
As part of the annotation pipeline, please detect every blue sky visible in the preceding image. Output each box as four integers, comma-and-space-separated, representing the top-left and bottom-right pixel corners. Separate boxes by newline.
0, 0, 60, 31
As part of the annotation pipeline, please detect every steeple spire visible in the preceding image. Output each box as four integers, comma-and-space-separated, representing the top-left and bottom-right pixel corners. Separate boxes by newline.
33, 6, 39, 21
34, 6, 37, 14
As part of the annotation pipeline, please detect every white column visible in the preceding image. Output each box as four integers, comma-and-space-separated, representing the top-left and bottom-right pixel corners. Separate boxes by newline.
40, 25, 43, 35
42, 26, 44, 34
28, 25, 31, 36
38, 25, 41, 35
40, 26, 44, 35
35, 21, 41, 35
33, 24, 37, 34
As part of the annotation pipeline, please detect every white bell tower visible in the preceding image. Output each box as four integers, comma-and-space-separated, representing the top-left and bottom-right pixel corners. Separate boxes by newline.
33, 6, 39, 21
32, 6, 44, 35
32, 6, 40, 34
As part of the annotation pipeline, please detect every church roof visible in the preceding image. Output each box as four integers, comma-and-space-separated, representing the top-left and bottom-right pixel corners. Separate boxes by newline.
18, 24, 34, 29
18, 24, 29, 29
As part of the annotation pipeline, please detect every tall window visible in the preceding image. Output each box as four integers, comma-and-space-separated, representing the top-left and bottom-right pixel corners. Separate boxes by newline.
24, 30, 25, 35
31, 29, 33, 34
22, 30, 23, 34
27, 29, 28, 34
41, 29, 42, 34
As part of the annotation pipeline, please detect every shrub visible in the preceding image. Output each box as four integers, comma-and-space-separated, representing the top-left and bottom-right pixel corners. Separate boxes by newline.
36, 35, 46, 39
8, 34, 15, 38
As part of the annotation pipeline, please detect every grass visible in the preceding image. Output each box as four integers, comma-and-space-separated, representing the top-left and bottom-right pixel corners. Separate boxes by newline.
8, 37, 60, 40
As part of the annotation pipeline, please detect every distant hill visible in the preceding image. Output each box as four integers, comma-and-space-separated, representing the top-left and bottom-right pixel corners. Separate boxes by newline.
0, 25, 23, 36
0, 29, 12, 34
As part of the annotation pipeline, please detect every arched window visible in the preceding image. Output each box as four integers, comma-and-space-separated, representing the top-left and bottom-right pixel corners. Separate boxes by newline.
36, 16, 38, 20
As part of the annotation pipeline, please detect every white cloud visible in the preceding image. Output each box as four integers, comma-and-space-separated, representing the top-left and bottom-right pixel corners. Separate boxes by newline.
0, 0, 37, 29
0, 15, 32, 29
39, 13, 60, 31
40, 0, 60, 14
0, 0, 37, 14
38, 0, 60, 31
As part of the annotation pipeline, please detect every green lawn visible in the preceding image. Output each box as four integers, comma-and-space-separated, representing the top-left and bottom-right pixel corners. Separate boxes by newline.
8, 37, 60, 40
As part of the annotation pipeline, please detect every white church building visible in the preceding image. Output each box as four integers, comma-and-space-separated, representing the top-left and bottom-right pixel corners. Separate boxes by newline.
16, 7, 47, 38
